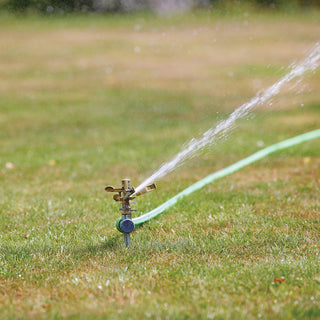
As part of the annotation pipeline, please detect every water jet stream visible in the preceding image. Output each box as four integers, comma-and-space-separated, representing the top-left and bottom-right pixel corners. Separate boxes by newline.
133, 129, 320, 225
135, 42, 320, 194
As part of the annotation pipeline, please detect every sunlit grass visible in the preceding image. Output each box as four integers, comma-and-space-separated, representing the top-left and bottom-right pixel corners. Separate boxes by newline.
0, 9, 319, 319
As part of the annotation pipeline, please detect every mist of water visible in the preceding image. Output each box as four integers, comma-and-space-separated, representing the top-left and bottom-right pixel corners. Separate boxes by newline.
135, 42, 320, 194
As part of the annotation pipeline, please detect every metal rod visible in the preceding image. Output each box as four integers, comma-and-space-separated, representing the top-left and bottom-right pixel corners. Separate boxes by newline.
124, 233, 130, 248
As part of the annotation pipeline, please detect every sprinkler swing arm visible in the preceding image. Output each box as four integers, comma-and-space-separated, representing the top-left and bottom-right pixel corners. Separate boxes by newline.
105, 179, 156, 247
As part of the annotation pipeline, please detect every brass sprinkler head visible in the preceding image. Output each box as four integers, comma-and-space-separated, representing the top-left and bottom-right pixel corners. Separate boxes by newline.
105, 178, 156, 248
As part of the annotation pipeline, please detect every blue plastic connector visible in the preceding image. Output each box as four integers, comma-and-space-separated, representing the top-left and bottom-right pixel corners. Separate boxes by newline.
120, 219, 135, 233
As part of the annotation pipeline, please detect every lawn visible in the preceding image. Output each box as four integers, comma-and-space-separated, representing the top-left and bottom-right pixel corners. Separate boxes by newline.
0, 8, 320, 319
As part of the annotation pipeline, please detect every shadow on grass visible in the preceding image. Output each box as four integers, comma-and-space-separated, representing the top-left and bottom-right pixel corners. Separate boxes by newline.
76, 235, 122, 255
1, 225, 156, 266
0, 234, 122, 267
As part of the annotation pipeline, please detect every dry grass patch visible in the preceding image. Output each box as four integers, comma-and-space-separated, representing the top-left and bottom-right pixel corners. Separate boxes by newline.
1, 15, 319, 99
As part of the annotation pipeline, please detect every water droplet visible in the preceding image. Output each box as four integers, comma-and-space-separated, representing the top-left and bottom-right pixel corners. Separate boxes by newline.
228, 71, 234, 77
257, 140, 264, 147
5, 162, 14, 169
105, 66, 113, 74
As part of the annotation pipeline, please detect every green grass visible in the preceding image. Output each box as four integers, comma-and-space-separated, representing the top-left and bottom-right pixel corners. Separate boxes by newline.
0, 9, 320, 319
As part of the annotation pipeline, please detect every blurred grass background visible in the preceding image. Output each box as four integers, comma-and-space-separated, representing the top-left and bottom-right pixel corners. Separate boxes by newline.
1, 0, 320, 14
0, 4, 320, 320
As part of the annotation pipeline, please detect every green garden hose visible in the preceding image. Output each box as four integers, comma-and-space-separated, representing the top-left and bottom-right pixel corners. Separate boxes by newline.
132, 129, 320, 226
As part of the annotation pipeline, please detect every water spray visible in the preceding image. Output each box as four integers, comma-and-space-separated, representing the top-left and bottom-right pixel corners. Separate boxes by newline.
105, 178, 156, 247
135, 42, 320, 194
105, 42, 320, 246
104, 130, 320, 246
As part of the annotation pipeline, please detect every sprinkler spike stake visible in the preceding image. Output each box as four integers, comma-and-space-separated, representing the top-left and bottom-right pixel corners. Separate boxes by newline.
105, 178, 156, 248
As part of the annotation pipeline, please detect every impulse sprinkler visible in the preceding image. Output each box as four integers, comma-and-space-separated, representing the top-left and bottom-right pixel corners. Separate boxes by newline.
105, 178, 156, 248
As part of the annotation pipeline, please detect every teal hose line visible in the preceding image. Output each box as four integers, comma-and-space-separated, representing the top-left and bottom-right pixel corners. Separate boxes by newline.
132, 129, 320, 226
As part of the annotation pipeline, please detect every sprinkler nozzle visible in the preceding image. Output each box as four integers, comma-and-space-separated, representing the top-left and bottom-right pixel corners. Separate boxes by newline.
135, 183, 156, 197
105, 178, 156, 247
